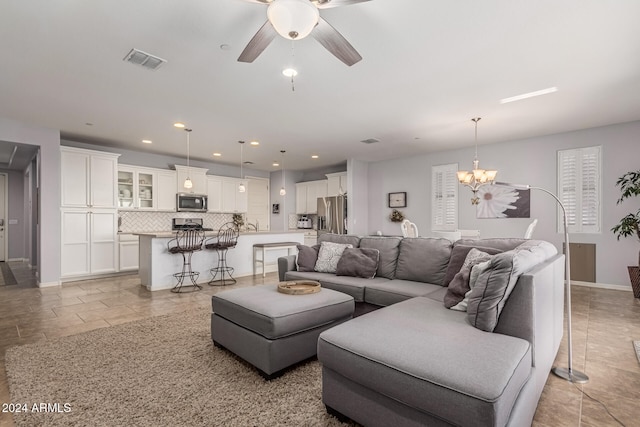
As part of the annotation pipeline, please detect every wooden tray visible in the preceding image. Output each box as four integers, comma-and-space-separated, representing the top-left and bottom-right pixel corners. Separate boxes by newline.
277, 280, 321, 295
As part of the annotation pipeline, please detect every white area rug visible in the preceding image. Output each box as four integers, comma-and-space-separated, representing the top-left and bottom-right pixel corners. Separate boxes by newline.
5, 309, 350, 427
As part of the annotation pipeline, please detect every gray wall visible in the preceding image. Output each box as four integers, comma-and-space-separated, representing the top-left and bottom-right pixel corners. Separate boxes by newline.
365, 120, 640, 287
0, 116, 60, 285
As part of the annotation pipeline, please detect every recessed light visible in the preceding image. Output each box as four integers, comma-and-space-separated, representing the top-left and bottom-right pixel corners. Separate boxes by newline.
283, 68, 298, 77
173, 122, 186, 128
311, 155, 319, 159
85, 122, 93, 126
220, 44, 230, 51
272, 162, 280, 167
250, 140, 260, 146
500, 87, 558, 104
213, 152, 222, 157
142, 139, 152, 144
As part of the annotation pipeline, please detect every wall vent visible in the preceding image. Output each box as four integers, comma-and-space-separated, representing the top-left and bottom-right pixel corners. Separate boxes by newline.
360, 138, 380, 144
123, 48, 167, 71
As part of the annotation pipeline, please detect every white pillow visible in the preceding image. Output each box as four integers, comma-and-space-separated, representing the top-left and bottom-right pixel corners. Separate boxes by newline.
450, 260, 492, 312
314, 241, 353, 273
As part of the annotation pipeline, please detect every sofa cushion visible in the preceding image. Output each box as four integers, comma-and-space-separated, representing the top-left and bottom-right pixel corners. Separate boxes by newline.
318, 297, 532, 427
336, 248, 380, 279
443, 244, 503, 286
450, 260, 492, 312
358, 237, 402, 279
455, 238, 528, 252
364, 279, 442, 307
467, 240, 558, 332
295, 244, 320, 272
444, 248, 495, 308
314, 241, 352, 273
318, 233, 361, 248
284, 270, 389, 302
394, 238, 452, 285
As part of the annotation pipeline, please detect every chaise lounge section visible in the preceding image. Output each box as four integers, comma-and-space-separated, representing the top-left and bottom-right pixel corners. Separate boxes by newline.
278, 233, 564, 426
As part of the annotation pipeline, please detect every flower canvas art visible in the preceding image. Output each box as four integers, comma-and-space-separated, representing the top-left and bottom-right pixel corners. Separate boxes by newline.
476, 186, 531, 218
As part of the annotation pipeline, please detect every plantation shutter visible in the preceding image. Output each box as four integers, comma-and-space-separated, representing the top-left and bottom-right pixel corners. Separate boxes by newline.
557, 146, 601, 233
432, 164, 458, 231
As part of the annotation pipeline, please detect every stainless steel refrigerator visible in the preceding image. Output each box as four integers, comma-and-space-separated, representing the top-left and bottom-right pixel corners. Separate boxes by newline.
317, 195, 347, 235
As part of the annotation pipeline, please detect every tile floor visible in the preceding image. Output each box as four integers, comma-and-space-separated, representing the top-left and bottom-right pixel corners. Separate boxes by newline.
1, 262, 639, 426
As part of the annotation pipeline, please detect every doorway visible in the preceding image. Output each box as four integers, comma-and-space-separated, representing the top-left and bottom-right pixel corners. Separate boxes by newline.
246, 177, 270, 231
0, 173, 6, 262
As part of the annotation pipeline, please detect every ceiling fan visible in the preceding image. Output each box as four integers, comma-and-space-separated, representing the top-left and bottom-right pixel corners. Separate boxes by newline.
237, 0, 371, 66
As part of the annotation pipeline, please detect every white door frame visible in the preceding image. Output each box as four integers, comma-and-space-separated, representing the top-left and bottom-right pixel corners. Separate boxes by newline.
0, 173, 8, 262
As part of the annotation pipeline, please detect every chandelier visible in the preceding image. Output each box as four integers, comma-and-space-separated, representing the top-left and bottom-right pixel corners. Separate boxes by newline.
457, 117, 497, 204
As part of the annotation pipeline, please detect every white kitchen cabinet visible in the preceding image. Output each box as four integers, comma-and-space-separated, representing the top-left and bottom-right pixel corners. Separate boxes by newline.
295, 180, 327, 214
156, 170, 177, 211
61, 147, 120, 208
61, 208, 118, 278
207, 176, 247, 213
326, 172, 348, 196
118, 234, 139, 272
303, 230, 318, 246
207, 176, 223, 212
117, 165, 156, 210
175, 165, 208, 195
221, 177, 248, 213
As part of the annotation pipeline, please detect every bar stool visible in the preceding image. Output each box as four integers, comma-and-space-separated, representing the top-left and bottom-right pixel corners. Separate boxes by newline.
167, 228, 205, 293
206, 222, 239, 286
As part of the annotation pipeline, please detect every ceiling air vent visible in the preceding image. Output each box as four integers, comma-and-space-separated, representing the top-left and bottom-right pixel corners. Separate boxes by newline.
360, 138, 380, 144
123, 48, 167, 71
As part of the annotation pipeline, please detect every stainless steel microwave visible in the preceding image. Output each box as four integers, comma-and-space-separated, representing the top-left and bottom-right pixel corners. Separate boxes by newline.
176, 193, 208, 212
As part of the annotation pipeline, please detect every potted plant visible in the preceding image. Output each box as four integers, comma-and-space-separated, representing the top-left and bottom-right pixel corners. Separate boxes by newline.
611, 170, 640, 298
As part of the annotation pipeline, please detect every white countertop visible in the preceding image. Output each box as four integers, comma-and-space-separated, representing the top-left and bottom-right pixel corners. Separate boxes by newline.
133, 230, 306, 238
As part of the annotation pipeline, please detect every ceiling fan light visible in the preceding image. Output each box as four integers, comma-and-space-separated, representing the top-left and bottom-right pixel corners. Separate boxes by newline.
282, 68, 298, 77
268, 0, 319, 40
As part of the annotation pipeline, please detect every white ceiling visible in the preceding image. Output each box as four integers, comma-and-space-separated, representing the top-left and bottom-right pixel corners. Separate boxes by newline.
1, 0, 639, 171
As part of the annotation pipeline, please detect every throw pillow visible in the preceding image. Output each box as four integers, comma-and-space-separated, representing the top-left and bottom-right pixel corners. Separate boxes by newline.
444, 248, 494, 308
450, 260, 492, 312
467, 240, 558, 332
314, 241, 353, 273
296, 244, 320, 272
336, 248, 380, 278
442, 244, 503, 286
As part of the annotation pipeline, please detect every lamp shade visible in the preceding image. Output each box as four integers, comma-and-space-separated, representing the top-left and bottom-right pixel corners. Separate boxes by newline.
268, 0, 319, 40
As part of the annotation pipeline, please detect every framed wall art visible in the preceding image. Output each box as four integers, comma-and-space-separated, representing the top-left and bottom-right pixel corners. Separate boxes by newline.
388, 192, 407, 208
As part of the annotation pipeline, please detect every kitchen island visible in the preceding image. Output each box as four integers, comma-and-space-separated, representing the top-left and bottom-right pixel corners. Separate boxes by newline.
136, 230, 305, 291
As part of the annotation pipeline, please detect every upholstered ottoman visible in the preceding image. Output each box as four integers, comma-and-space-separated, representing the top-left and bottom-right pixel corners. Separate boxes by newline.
211, 284, 354, 379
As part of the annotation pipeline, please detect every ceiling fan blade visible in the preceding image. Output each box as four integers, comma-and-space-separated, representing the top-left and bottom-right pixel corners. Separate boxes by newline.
238, 20, 278, 63
315, 0, 371, 9
238, 0, 272, 4
312, 17, 362, 66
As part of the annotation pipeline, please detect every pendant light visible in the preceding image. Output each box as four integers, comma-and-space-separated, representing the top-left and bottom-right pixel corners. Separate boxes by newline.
183, 128, 193, 190
457, 118, 497, 204
238, 141, 246, 193
279, 150, 287, 196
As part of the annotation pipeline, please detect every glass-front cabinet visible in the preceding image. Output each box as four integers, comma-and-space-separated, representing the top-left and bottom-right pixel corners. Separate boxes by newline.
118, 165, 156, 210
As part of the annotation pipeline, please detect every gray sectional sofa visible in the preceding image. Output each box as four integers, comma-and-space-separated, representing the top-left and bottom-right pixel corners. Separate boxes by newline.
277, 233, 565, 427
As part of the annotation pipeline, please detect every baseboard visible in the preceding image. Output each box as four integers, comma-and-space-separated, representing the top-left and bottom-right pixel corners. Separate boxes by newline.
38, 280, 61, 288
572, 280, 632, 292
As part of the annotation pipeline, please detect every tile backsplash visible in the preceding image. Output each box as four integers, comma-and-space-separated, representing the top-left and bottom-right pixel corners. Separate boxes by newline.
119, 211, 236, 233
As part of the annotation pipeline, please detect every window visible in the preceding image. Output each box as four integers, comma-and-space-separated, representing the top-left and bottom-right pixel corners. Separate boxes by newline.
432, 163, 458, 231
557, 146, 601, 233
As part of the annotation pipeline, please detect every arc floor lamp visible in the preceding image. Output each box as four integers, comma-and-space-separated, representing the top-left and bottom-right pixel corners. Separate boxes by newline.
492, 182, 589, 384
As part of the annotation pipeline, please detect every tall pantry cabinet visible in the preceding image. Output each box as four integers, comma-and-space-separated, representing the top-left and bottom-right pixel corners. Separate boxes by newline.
60, 147, 120, 279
